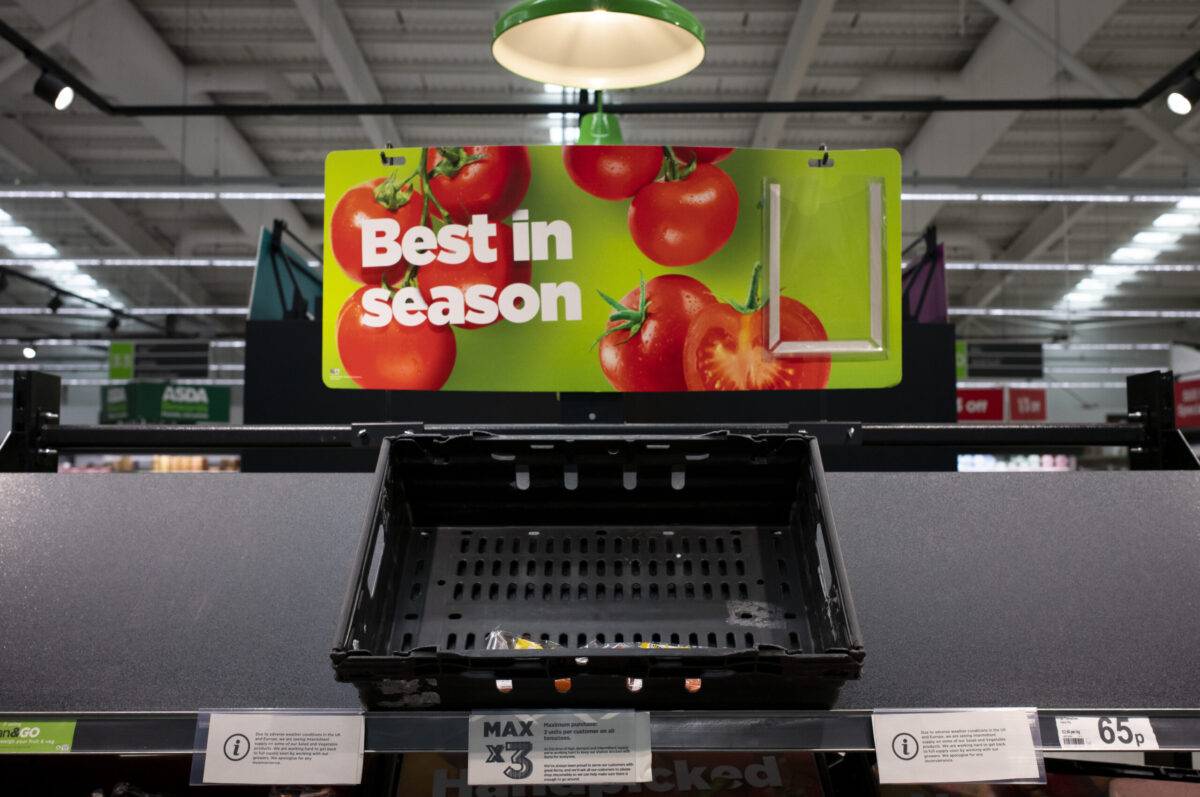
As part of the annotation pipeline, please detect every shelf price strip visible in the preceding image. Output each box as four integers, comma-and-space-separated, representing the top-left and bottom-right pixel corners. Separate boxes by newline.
1054, 716, 1160, 750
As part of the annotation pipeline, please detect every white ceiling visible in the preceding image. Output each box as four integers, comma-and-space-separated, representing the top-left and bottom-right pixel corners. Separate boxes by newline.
0, 0, 1198, 375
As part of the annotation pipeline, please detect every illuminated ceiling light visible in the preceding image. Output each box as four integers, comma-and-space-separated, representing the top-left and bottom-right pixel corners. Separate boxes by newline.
899, 192, 981, 201
1132, 231, 1181, 245
493, 0, 705, 90
1152, 212, 1200, 229
33, 71, 74, 111
0, 226, 32, 238
1059, 291, 1104, 306
1175, 197, 1200, 210
6, 241, 58, 257
1166, 74, 1200, 115
1110, 246, 1159, 262
21, 346, 36, 359
0, 208, 10, 222
979, 192, 1128, 202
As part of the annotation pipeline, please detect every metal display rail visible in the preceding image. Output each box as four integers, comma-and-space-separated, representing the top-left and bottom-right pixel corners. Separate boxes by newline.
4, 711, 1200, 755
2, 370, 1197, 471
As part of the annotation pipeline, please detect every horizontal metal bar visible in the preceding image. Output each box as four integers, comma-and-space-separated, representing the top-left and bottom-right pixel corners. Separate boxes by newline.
110, 97, 1139, 117
42, 424, 357, 452
34, 421, 1149, 453
9, 710, 1200, 754
859, 422, 1146, 447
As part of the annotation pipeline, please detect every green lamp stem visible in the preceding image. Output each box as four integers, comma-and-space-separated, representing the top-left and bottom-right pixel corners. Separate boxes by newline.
578, 89, 624, 145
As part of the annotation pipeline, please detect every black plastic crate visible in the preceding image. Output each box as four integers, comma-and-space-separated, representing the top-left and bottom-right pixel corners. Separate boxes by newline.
332, 424, 863, 709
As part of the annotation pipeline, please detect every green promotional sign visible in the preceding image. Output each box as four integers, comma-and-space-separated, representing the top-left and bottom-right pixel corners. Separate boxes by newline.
322, 145, 902, 392
109, 341, 135, 380
955, 340, 969, 380
101, 383, 231, 424
0, 720, 75, 753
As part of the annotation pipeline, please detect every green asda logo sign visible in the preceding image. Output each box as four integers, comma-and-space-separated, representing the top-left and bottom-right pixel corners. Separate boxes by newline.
161, 385, 210, 419
0, 720, 75, 753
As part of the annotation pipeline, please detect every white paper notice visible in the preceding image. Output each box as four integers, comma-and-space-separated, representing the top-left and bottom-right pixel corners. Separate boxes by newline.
872, 710, 1042, 785
1055, 716, 1160, 751
468, 711, 651, 786
202, 712, 364, 785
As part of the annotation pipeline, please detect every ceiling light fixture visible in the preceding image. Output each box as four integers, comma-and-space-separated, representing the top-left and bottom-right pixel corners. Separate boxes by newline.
1132, 231, 1181, 245
33, 70, 74, 111
1110, 246, 1159, 262
1152, 212, 1200, 229
21, 346, 36, 360
493, 0, 705, 90
1166, 73, 1200, 116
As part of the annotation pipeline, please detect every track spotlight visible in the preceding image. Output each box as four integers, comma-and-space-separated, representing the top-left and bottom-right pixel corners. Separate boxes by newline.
106, 314, 120, 332
21, 345, 36, 360
1167, 73, 1200, 116
33, 71, 74, 111
46, 292, 63, 312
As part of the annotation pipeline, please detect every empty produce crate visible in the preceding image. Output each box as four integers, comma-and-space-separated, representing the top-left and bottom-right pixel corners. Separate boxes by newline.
332, 424, 863, 709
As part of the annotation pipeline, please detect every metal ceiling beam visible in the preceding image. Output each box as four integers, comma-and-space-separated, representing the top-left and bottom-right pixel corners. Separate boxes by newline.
0, 0, 99, 87
975, 0, 1200, 170
902, 0, 1125, 237
0, 117, 212, 309
292, 0, 401, 147
751, 0, 835, 149
9, 0, 315, 246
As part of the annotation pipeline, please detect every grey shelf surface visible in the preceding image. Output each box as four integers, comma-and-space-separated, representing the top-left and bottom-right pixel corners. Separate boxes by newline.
2, 470, 1199, 753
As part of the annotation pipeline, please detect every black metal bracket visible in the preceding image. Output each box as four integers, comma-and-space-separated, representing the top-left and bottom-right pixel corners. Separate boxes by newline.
0, 372, 61, 472
1126, 371, 1200, 470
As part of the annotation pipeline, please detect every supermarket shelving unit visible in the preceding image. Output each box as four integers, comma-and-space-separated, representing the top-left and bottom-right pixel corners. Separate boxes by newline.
1, 370, 1199, 762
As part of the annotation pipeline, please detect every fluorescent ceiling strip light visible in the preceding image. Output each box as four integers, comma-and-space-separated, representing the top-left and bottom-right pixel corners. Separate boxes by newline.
978, 193, 1131, 203
0, 338, 247, 347
0, 306, 248, 317
66, 190, 217, 200
1042, 342, 1171, 351
1044, 366, 1152, 375
0, 362, 110, 371
949, 307, 1200, 319
0, 257, 260, 268
944, 262, 1198, 272
957, 380, 1126, 389
60, 377, 244, 387
217, 191, 324, 201
900, 192, 980, 201
0, 190, 65, 199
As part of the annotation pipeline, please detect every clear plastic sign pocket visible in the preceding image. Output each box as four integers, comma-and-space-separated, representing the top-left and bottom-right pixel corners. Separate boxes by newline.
763, 154, 894, 379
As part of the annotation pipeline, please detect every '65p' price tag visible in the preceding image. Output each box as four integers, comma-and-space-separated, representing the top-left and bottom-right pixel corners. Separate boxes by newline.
1055, 716, 1159, 750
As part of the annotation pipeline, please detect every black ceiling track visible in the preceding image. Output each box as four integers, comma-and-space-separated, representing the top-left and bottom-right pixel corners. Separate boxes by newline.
2, 18, 1199, 118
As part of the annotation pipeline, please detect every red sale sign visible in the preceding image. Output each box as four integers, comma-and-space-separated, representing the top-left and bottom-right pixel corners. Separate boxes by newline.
1176, 378, 1200, 429
957, 388, 1004, 421
1008, 388, 1047, 421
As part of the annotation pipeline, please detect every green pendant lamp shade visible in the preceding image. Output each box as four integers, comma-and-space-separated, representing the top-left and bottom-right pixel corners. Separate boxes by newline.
493, 0, 706, 90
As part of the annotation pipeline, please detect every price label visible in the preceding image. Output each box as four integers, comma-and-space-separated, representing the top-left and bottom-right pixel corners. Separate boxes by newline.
1055, 716, 1159, 751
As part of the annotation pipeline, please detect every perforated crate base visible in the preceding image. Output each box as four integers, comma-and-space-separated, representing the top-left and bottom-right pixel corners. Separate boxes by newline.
387, 526, 825, 656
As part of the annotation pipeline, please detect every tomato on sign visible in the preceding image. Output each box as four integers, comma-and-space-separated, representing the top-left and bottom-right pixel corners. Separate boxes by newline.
1008, 388, 1047, 421
1176, 378, 1200, 429
957, 388, 1004, 421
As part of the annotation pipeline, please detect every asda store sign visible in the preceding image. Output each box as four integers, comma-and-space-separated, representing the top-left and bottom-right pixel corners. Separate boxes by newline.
101, 383, 230, 424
